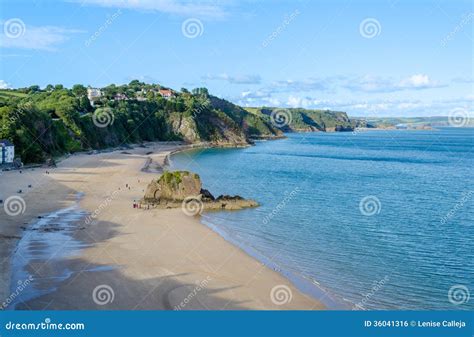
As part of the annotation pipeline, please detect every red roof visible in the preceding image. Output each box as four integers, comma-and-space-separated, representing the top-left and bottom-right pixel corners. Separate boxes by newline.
158, 89, 173, 96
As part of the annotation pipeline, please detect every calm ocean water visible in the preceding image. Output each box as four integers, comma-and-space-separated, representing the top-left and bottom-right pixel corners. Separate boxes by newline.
171, 128, 473, 310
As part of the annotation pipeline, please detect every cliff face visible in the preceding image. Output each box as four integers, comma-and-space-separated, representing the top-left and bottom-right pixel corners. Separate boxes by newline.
166, 96, 281, 146
168, 114, 201, 143
209, 96, 284, 139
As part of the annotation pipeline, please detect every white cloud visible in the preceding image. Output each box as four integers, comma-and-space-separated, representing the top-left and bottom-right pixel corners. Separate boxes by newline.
241, 74, 443, 100
236, 90, 280, 106
203, 73, 261, 84
287, 95, 316, 108
77, 0, 227, 19
232, 72, 463, 115
125, 75, 158, 83
0, 24, 83, 51
234, 89, 473, 117
344, 74, 444, 93
271, 78, 328, 92
0, 80, 10, 89
398, 74, 438, 89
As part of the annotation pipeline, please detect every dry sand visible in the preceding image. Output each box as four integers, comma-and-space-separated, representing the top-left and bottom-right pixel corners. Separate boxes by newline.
0, 142, 324, 310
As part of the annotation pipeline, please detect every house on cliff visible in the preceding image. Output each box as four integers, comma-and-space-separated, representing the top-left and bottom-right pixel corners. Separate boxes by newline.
0, 140, 14, 165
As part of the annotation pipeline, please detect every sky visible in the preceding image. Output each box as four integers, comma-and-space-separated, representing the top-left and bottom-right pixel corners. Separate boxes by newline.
0, 0, 472, 117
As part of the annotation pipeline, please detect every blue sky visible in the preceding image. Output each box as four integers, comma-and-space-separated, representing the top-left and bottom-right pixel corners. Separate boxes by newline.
0, 0, 472, 117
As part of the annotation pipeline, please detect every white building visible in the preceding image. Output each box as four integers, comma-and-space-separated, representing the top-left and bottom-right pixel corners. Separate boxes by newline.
87, 87, 102, 106
0, 140, 14, 164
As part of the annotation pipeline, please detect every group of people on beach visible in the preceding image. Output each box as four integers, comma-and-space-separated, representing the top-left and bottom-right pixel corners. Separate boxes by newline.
128, 179, 150, 210
133, 200, 150, 210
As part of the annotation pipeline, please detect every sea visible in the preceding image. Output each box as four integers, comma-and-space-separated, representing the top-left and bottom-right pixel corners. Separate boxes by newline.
170, 127, 473, 310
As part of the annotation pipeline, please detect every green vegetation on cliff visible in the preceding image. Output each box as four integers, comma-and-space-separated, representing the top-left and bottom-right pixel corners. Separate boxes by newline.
0, 82, 356, 164
0, 83, 282, 163
245, 107, 355, 132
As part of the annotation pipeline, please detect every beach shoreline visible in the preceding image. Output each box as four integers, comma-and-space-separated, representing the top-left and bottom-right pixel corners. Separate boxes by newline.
0, 141, 325, 310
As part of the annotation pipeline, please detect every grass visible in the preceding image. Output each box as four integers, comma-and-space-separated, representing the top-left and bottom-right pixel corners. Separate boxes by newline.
243, 107, 264, 115
0, 90, 28, 99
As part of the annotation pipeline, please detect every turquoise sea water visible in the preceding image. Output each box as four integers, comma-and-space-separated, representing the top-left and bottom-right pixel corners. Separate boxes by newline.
171, 128, 473, 310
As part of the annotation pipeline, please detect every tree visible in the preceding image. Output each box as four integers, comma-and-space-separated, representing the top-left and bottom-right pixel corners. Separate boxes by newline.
192, 87, 209, 96
72, 84, 87, 97
28, 85, 40, 93
146, 91, 155, 100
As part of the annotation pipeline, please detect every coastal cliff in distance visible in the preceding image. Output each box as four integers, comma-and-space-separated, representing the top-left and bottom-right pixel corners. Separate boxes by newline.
0, 81, 357, 164
245, 107, 365, 132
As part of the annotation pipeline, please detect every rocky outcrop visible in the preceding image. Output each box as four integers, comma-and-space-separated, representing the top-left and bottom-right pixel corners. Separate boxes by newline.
143, 171, 258, 211
144, 171, 201, 201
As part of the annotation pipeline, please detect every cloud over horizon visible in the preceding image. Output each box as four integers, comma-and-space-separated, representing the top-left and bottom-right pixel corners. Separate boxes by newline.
344, 74, 445, 93
0, 21, 83, 51
75, 0, 228, 19
203, 73, 262, 84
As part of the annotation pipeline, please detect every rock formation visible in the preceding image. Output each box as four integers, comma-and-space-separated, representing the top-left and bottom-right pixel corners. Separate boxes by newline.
143, 171, 258, 211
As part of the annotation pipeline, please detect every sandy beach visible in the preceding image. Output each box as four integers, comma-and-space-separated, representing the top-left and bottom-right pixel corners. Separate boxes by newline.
0, 142, 324, 310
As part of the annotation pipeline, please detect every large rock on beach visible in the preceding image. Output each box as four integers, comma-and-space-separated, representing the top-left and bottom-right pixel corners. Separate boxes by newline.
143, 170, 258, 211
144, 171, 201, 201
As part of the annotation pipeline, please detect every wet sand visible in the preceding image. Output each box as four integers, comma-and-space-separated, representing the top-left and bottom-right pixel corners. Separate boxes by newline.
0, 142, 324, 310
